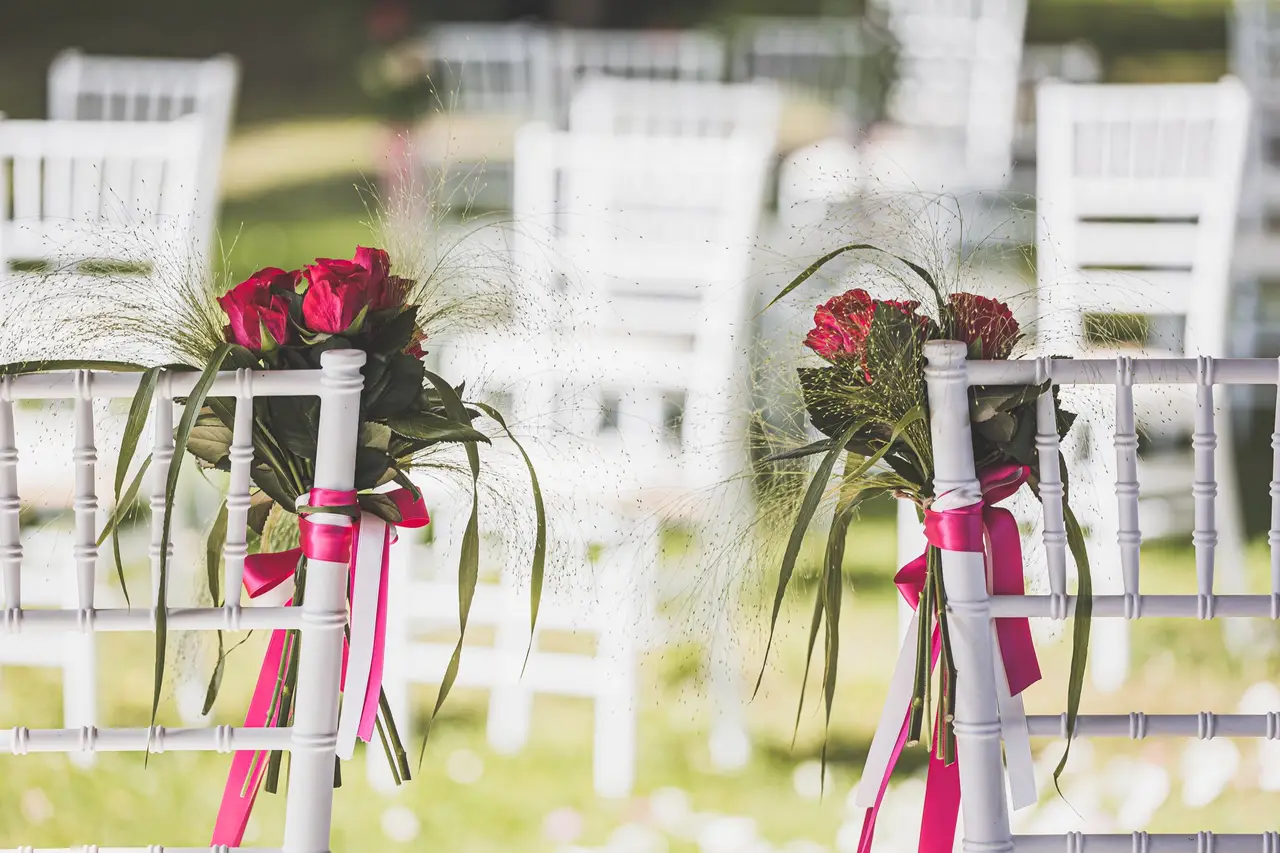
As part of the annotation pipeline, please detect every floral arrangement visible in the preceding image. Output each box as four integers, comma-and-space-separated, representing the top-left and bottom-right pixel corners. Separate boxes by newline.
760, 245, 1091, 844
88, 246, 544, 842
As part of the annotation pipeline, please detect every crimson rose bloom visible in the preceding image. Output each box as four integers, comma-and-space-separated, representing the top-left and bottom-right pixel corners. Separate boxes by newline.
218, 268, 296, 351
804, 289, 923, 368
302, 246, 405, 334
948, 293, 1019, 359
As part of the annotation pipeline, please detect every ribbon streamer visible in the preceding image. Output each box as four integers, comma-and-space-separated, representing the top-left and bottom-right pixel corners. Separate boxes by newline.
211, 487, 428, 847
854, 464, 1041, 853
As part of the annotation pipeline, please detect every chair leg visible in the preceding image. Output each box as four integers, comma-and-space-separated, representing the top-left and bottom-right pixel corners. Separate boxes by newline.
63, 631, 96, 768
487, 570, 533, 756
594, 613, 637, 799
369, 539, 413, 793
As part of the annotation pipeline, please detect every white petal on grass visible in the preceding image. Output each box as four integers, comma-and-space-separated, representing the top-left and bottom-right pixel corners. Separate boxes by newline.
792, 760, 833, 800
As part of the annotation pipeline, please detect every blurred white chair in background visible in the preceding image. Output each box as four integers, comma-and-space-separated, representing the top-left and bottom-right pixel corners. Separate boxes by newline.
568, 77, 781, 139
866, 0, 1027, 196
730, 16, 891, 128
1035, 77, 1252, 689
777, 137, 861, 229
48, 49, 239, 264
0, 115, 205, 742
1013, 41, 1102, 172
417, 22, 556, 119
552, 29, 726, 124
376, 119, 774, 795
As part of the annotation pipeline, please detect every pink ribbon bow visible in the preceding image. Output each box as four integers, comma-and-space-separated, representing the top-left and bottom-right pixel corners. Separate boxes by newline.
211, 486, 429, 847
857, 464, 1041, 853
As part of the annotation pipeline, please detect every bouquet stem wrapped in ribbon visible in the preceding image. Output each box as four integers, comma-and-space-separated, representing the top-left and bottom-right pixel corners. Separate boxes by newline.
758, 245, 1092, 835
212, 486, 427, 846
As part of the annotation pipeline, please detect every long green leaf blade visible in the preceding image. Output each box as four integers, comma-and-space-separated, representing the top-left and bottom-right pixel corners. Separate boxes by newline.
755, 421, 860, 696
1053, 500, 1092, 788
419, 370, 483, 766
207, 498, 228, 608
150, 345, 231, 745
470, 401, 546, 671
761, 244, 944, 315
105, 365, 160, 604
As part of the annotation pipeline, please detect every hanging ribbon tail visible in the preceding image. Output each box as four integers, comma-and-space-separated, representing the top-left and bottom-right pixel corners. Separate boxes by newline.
984, 498, 1041, 810
335, 514, 391, 760
211, 628, 289, 846
919, 746, 961, 853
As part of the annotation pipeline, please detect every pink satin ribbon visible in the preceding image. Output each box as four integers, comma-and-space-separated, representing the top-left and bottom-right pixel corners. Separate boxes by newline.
858, 464, 1041, 853
211, 486, 428, 846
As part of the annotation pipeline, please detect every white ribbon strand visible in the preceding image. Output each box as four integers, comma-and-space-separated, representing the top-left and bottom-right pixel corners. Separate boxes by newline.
334, 514, 389, 761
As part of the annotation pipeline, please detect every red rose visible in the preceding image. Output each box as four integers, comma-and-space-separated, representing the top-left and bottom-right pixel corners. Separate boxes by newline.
948, 293, 1019, 359
804, 289, 923, 369
218, 268, 296, 351
302, 246, 404, 334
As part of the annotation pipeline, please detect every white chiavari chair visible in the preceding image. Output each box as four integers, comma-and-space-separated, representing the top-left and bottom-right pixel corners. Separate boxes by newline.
914, 341, 1280, 853
48, 50, 239, 265
374, 121, 774, 794
1035, 78, 1252, 690
552, 29, 726, 126
730, 16, 891, 128
0, 115, 206, 741
567, 77, 781, 139
865, 0, 1027, 196
0, 352, 365, 850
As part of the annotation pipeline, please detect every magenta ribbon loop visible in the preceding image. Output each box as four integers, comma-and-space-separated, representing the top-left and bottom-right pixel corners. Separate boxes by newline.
212, 486, 429, 847
861, 464, 1040, 853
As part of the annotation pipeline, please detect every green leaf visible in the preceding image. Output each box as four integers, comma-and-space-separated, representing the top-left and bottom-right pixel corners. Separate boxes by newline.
149, 343, 232, 749
104, 365, 160, 604
387, 411, 490, 445
358, 492, 404, 525
207, 499, 228, 608
366, 353, 426, 419
375, 306, 421, 356
755, 420, 861, 696
362, 422, 393, 453
262, 397, 320, 459
762, 244, 945, 317
419, 369, 483, 766
96, 455, 150, 547
763, 437, 836, 464
471, 401, 546, 673
185, 413, 234, 469
202, 631, 226, 717
1053, 496, 1092, 790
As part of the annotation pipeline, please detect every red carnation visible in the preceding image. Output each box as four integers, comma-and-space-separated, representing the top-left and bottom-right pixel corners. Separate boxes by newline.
302, 246, 405, 334
218, 268, 296, 351
804, 289, 923, 373
948, 293, 1019, 359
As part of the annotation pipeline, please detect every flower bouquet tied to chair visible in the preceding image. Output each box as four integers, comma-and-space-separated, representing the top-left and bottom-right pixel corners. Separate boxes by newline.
80, 245, 545, 844
760, 245, 1091, 853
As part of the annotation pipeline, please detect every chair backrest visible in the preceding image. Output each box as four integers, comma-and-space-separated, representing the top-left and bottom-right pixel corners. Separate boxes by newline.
1013, 41, 1102, 164
729, 16, 890, 126
1230, 0, 1280, 224
48, 50, 239, 261
0, 117, 204, 275
482, 122, 771, 501
553, 29, 726, 125
1034, 78, 1251, 359
879, 0, 1027, 182
419, 22, 556, 118
567, 78, 782, 140
918, 342, 1279, 853
0, 352, 365, 850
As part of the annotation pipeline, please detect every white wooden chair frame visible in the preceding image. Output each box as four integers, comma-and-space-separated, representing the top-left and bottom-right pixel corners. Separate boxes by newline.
0, 352, 366, 852
925, 341, 1280, 852
47, 49, 239, 265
